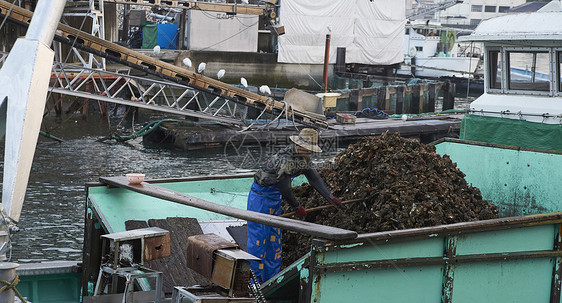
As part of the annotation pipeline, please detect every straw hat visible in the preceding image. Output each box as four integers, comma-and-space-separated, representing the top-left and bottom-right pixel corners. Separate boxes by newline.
290, 128, 322, 153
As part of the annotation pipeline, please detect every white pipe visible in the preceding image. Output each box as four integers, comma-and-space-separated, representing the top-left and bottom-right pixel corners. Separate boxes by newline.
150, 13, 175, 22
25, 0, 66, 46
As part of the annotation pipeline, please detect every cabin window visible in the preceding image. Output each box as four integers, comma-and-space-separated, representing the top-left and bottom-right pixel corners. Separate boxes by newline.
507, 51, 550, 91
488, 50, 501, 89
485, 6, 496, 13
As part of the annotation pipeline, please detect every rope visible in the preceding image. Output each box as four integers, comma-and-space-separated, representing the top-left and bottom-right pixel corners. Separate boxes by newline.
264, 101, 289, 130
239, 102, 270, 132
0, 276, 27, 303
352, 107, 389, 118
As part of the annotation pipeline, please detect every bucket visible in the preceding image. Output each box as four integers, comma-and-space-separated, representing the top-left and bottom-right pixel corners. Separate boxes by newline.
316, 92, 341, 108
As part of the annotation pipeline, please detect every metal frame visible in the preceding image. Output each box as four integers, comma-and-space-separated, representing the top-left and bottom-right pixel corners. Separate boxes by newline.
486, 44, 558, 97
484, 45, 501, 95
49, 63, 247, 125
94, 265, 163, 303
63, 0, 106, 69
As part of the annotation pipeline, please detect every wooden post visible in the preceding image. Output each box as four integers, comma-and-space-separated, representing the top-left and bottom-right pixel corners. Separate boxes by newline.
335, 47, 346, 74
395, 86, 404, 115
420, 83, 429, 113
385, 87, 391, 113
443, 80, 455, 111
357, 89, 364, 111
377, 86, 387, 112
349, 89, 359, 112
410, 84, 420, 114
428, 83, 436, 113
323, 33, 331, 93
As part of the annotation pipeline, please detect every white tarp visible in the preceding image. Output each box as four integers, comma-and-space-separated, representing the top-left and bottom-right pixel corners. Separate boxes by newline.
278, 0, 405, 65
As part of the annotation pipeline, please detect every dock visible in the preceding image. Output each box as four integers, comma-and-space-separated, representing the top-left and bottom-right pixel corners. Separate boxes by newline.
143, 114, 463, 151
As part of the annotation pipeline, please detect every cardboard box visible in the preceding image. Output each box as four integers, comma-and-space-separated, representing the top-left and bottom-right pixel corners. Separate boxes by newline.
336, 113, 356, 124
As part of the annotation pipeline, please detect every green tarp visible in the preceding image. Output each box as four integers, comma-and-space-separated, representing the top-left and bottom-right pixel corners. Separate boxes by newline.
141, 22, 157, 49
460, 115, 562, 151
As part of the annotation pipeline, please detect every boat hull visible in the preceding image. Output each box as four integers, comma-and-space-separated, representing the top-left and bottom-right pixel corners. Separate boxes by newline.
398, 56, 480, 78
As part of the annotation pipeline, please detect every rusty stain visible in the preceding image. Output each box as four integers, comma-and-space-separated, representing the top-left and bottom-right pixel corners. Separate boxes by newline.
313, 274, 323, 302
442, 236, 457, 303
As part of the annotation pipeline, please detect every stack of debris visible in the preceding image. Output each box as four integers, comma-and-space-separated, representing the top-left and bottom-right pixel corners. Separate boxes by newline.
282, 133, 498, 266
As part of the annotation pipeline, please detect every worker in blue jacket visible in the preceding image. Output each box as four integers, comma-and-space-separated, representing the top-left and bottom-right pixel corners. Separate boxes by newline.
247, 128, 343, 282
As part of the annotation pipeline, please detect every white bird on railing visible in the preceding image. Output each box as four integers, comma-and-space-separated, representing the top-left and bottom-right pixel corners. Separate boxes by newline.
198, 62, 206, 73
259, 85, 271, 95
153, 45, 161, 55
217, 69, 226, 79
182, 58, 192, 68
240, 77, 248, 88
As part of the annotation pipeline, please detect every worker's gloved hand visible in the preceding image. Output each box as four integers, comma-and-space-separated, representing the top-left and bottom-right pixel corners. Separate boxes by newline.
331, 196, 345, 209
295, 205, 307, 217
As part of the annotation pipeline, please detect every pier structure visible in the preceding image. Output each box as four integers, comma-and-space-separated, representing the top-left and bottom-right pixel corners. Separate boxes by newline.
0, 0, 328, 127
1, 0, 461, 150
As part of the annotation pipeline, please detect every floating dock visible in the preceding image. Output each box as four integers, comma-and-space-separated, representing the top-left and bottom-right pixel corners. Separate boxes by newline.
143, 114, 463, 151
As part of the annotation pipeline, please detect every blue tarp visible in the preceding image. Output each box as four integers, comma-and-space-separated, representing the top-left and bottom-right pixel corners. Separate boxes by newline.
157, 23, 178, 50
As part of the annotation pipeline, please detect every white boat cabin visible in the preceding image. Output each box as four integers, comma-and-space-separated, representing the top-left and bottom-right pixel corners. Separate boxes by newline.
461, 2, 562, 124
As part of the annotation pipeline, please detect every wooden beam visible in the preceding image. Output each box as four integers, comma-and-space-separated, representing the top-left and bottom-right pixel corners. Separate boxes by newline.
99, 176, 358, 241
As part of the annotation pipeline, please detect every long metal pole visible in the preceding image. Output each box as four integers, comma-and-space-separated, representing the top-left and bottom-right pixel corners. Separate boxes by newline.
323, 33, 331, 93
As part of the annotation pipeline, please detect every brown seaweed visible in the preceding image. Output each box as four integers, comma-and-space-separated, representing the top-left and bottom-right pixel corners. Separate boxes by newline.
281, 133, 498, 266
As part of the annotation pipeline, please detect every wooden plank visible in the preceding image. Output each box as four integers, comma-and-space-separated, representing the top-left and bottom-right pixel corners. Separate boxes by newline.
100, 176, 357, 241
211, 254, 235, 289
144, 234, 171, 261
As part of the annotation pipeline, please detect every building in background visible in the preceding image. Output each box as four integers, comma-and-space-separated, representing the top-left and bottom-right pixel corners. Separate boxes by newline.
439, 0, 527, 29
